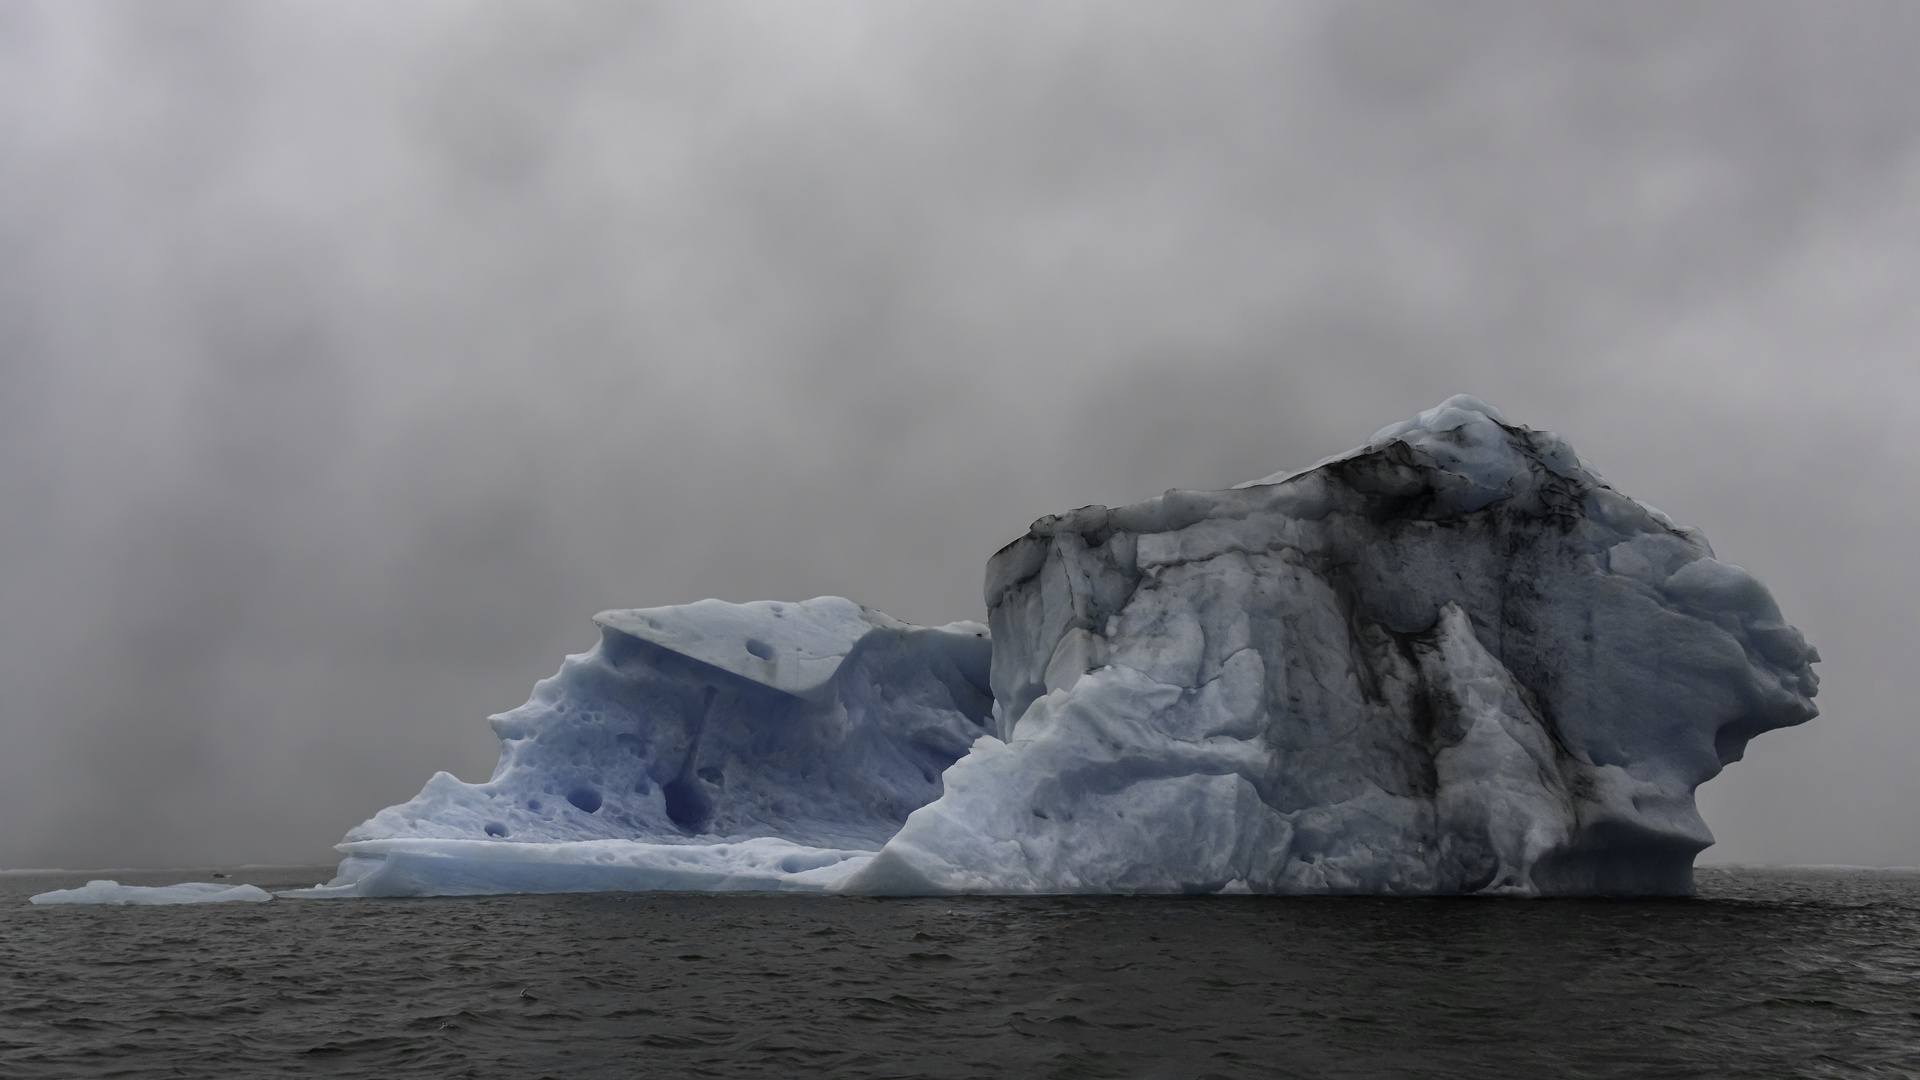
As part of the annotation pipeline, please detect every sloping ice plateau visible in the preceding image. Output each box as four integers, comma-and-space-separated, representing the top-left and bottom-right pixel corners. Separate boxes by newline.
31, 397, 1821, 904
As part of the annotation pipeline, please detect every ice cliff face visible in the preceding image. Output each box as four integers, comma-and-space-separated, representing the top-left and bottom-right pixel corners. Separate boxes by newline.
846, 396, 1818, 896
292, 397, 1816, 900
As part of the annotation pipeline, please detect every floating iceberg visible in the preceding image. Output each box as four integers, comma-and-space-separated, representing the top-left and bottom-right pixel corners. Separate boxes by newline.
291, 397, 1817, 899
31, 880, 273, 905
283, 597, 990, 897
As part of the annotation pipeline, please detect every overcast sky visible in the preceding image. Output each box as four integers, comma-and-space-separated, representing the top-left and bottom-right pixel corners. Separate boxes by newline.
1, 0, 1914, 870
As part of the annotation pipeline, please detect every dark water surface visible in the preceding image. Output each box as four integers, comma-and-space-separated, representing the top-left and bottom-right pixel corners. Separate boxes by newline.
2, 867, 1915, 1078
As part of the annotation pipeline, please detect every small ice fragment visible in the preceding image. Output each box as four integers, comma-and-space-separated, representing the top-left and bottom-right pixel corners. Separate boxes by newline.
29, 880, 274, 905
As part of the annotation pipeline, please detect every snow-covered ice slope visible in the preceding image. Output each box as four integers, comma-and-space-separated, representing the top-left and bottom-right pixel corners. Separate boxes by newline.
843, 396, 1818, 896
285, 597, 992, 897
290, 397, 1815, 900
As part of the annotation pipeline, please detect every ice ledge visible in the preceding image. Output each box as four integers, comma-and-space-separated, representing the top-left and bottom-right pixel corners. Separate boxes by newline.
593, 596, 904, 698
280, 837, 873, 897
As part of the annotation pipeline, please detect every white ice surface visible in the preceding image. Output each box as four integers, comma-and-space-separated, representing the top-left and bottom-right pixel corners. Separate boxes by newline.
593, 597, 898, 698
30, 880, 273, 905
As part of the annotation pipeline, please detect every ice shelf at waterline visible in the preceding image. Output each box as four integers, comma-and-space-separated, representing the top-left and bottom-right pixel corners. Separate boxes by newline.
288, 397, 1818, 900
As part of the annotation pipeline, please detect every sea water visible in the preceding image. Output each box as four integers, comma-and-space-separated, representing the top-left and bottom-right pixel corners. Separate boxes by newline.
2, 867, 1915, 1078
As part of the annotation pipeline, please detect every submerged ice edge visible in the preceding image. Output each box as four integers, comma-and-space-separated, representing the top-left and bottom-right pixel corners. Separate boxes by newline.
278, 837, 878, 898
25, 840, 882, 903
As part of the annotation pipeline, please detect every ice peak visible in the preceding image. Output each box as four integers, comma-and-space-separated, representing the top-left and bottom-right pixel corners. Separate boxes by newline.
1237, 394, 1525, 491
1367, 393, 1510, 444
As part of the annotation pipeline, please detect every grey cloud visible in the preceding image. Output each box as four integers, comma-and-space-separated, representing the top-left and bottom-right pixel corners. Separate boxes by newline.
0, 0, 1915, 868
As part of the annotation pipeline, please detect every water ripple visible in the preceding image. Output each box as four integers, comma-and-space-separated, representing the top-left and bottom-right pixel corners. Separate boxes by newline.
1, 867, 1916, 1078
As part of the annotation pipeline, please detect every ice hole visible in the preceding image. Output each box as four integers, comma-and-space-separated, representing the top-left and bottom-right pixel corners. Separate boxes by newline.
662, 774, 713, 833
484, 823, 509, 838
567, 787, 602, 814
779, 851, 845, 874
745, 638, 774, 660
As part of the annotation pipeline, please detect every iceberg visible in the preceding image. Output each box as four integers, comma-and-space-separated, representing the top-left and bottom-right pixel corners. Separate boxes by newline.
31, 880, 273, 905
291, 397, 1817, 899
283, 597, 991, 897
